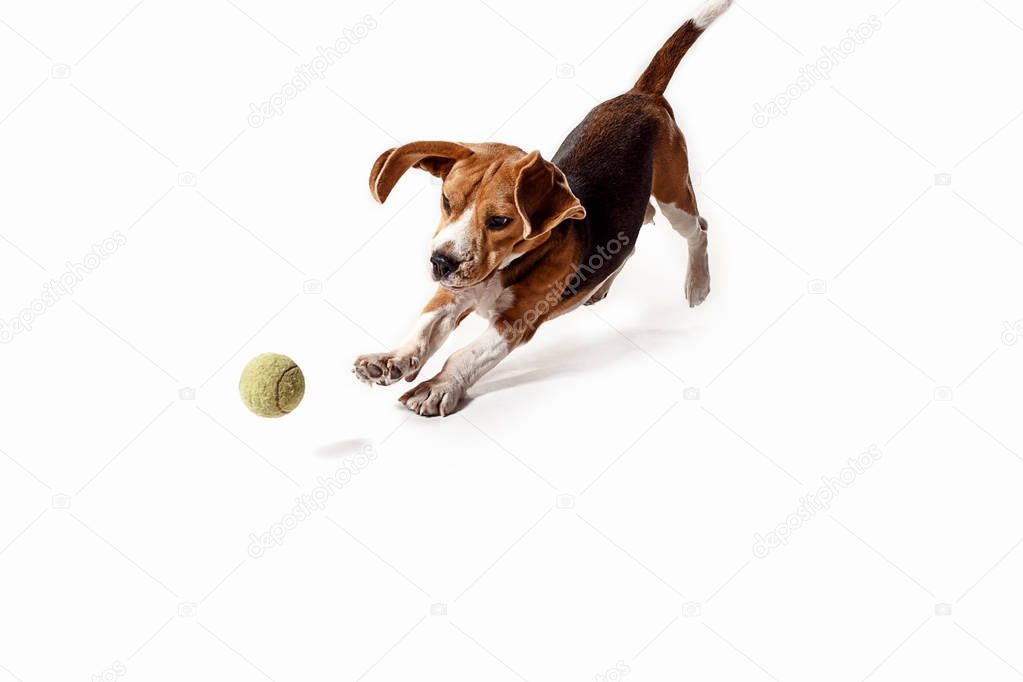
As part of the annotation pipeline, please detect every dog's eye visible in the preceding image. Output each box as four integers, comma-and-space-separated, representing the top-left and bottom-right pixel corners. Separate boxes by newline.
486, 216, 512, 230
442, 195, 451, 214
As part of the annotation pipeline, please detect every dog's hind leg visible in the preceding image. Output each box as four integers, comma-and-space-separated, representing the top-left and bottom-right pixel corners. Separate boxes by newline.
644, 201, 656, 225
584, 261, 629, 306
659, 197, 709, 308
584, 275, 616, 306
651, 120, 710, 308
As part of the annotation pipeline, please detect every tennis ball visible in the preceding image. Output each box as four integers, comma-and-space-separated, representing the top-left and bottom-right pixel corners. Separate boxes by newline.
239, 353, 305, 418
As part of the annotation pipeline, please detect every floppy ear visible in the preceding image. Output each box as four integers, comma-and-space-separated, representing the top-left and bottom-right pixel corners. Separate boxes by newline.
369, 141, 474, 203
513, 151, 586, 240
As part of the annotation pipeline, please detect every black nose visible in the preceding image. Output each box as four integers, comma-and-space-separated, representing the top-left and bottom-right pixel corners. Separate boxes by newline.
430, 252, 459, 279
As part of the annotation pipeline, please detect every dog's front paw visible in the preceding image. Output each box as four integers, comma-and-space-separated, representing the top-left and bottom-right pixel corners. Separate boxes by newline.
399, 377, 464, 417
353, 352, 420, 386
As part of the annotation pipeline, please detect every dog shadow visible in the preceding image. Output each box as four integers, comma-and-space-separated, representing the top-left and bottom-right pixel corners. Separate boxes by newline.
471, 317, 685, 398
315, 437, 375, 458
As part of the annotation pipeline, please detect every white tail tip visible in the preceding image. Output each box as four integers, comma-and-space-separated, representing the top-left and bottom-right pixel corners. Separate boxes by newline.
693, 0, 733, 29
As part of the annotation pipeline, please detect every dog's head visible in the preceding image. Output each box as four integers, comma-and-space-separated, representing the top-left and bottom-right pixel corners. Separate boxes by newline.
369, 141, 586, 289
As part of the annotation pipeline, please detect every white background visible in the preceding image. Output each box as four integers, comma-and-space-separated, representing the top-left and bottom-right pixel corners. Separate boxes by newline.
2, 0, 1023, 680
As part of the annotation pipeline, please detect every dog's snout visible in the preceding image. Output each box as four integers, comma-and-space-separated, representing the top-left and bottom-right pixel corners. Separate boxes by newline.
430, 252, 459, 279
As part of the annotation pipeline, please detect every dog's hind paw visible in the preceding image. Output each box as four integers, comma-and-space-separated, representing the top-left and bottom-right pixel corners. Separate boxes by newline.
584, 289, 610, 306
685, 271, 710, 307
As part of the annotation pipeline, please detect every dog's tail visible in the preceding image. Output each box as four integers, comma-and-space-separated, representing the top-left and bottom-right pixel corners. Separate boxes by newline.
633, 0, 733, 95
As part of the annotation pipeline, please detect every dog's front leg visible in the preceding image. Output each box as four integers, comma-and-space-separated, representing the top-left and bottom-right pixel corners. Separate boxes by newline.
353, 288, 471, 386
399, 325, 513, 417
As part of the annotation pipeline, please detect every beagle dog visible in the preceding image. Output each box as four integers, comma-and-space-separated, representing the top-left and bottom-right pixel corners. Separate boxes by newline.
354, 0, 733, 416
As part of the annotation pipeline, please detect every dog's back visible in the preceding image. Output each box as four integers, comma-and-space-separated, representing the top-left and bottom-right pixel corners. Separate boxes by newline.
553, 0, 733, 308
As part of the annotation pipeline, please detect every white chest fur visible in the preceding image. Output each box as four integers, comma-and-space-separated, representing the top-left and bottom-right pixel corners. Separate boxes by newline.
460, 276, 514, 321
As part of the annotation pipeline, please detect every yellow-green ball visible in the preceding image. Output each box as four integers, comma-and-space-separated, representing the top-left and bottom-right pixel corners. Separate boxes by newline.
239, 353, 305, 418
